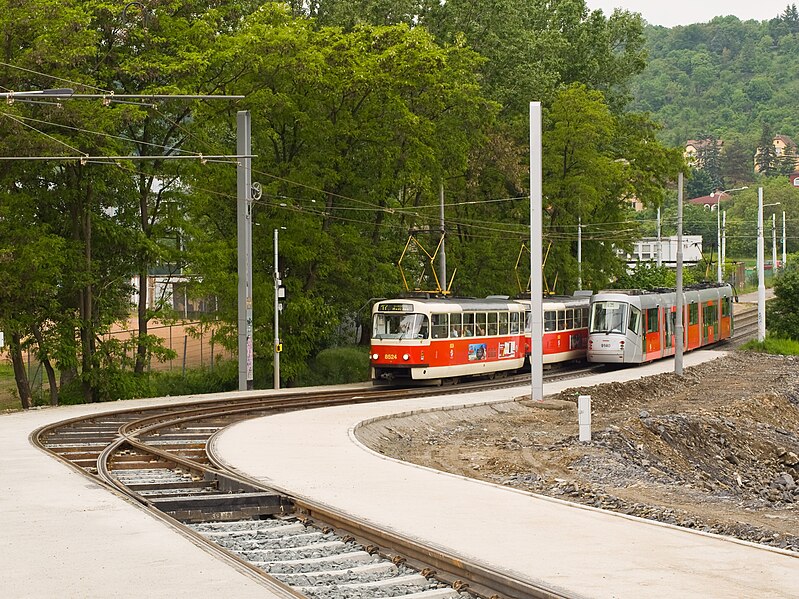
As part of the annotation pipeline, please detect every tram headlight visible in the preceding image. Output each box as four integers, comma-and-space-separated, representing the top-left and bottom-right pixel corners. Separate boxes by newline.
371, 353, 379, 360
402, 353, 410, 361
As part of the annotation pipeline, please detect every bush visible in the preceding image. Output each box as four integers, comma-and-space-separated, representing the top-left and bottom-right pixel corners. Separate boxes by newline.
294, 346, 370, 387
148, 360, 238, 397
766, 263, 799, 340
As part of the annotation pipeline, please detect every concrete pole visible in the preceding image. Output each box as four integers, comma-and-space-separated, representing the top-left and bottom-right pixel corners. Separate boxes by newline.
439, 181, 446, 290
783, 210, 787, 270
757, 187, 766, 342
577, 216, 582, 291
772, 213, 778, 279
530, 102, 543, 402
237, 111, 253, 391
717, 207, 722, 283
274, 229, 280, 390
657, 207, 662, 267
721, 211, 727, 280
675, 173, 684, 376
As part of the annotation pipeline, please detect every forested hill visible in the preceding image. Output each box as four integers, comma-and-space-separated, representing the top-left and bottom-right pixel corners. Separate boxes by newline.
631, 5, 799, 148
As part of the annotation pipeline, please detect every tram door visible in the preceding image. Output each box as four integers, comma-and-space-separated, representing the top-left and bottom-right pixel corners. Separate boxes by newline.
665, 307, 675, 352
626, 305, 643, 361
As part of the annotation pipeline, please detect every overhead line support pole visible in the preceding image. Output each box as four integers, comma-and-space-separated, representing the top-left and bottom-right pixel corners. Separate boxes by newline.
530, 102, 543, 402
237, 110, 253, 391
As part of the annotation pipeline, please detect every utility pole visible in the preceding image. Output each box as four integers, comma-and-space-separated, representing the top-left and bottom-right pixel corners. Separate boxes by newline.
717, 207, 722, 283
530, 102, 543, 402
439, 181, 446, 290
721, 211, 727, 281
783, 210, 787, 270
237, 110, 253, 391
577, 217, 582, 291
274, 228, 281, 390
675, 173, 684, 376
657, 207, 662, 268
772, 213, 778, 280
757, 187, 765, 342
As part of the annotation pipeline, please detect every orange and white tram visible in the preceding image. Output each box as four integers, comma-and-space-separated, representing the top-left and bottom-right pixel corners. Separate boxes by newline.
586, 284, 734, 364
370, 294, 590, 384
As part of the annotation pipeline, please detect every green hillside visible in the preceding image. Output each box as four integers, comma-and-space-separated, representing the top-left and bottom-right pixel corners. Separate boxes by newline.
633, 6, 799, 149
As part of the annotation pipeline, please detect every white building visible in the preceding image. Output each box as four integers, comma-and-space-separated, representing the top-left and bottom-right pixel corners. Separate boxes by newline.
624, 236, 703, 268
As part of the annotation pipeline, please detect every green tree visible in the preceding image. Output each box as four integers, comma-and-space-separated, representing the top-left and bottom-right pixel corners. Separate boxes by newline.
767, 261, 799, 339
185, 11, 496, 383
755, 123, 778, 176
612, 262, 676, 289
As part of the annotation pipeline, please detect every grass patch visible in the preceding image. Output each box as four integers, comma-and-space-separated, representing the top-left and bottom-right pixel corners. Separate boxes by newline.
740, 336, 799, 355
0, 359, 20, 412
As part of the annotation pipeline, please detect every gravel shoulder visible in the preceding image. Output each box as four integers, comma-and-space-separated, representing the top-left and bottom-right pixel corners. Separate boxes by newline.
357, 351, 799, 552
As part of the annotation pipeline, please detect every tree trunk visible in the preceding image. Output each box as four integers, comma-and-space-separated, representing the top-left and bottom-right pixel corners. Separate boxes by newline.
80, 179, 98, 403
9, 332, 32, 410
134, 267, 148, 374
31, 325, 59, 406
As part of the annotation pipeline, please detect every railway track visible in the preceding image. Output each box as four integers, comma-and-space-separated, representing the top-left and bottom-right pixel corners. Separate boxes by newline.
33, 377, 577, 599
729, 302, 759, 346
30, 308, 759, 599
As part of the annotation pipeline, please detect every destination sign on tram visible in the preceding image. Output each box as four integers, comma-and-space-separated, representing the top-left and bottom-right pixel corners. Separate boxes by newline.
378, 303, 413, 312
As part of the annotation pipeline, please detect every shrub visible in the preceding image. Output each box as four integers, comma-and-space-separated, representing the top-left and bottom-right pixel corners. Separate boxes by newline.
295, 346, 370, 386
148, 360, 238, 397
766, 263, 799, 340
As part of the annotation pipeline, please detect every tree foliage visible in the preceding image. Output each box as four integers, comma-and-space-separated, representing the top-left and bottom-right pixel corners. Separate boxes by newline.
2, 0, 687, 403
767, 259, 799, 339
633, 9, 799, 166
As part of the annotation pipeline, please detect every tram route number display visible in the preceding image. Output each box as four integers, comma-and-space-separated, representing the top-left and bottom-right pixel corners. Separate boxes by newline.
378, 303, 413, 312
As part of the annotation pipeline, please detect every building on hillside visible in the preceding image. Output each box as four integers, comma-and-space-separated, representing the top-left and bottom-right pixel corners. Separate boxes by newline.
790, 171, 799, 187
773, 134, 797, 158
754, 134, 799, 173
628, 196, 644, 212
686, 190, 729, 211
621, 236, 703, 270
684, 138, 724, 167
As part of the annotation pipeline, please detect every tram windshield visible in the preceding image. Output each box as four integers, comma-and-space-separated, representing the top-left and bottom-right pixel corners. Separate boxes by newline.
589, 301, 628, 334
373, 313, 429, 340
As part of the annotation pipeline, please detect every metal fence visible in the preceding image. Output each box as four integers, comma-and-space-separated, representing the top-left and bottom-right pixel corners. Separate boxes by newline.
102, 321, 233, 373
0, 321, 233, 409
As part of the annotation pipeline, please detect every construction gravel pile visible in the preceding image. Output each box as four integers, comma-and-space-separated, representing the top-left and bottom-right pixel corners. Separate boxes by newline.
361, 352, 799, 552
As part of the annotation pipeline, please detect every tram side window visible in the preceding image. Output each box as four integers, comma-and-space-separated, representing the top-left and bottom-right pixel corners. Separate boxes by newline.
689, 303, 699, 325
476, 312, 487, 336
431, 313, 448, 339
544, 310, 557, 332
577, 308, 587, 328
510, 312, 520, 334
558, 310, 566, 331
628, 306, 641, 335
704, 303, 717, 326
487, 312, 498, 336
450, 313, 462, 337
646, 308, 659, 333
499, 312, 509, 335
462, 312, 476, 336
566, 309, 575, 330
525, 311, 531, 333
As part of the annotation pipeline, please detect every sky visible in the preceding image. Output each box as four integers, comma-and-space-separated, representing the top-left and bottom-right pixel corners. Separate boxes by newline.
585, 1, 793, 27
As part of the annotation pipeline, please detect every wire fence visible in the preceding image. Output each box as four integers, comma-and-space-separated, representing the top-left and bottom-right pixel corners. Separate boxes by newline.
0, 321, 233, 410
102, 320, 234, 373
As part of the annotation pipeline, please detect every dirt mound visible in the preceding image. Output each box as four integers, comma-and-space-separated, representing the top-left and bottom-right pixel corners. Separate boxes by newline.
360, 352, 799, 551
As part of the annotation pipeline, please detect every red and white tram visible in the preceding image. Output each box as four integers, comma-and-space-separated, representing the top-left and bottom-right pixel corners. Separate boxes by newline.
586, 284, 734, 364
370, 294, 590, 384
